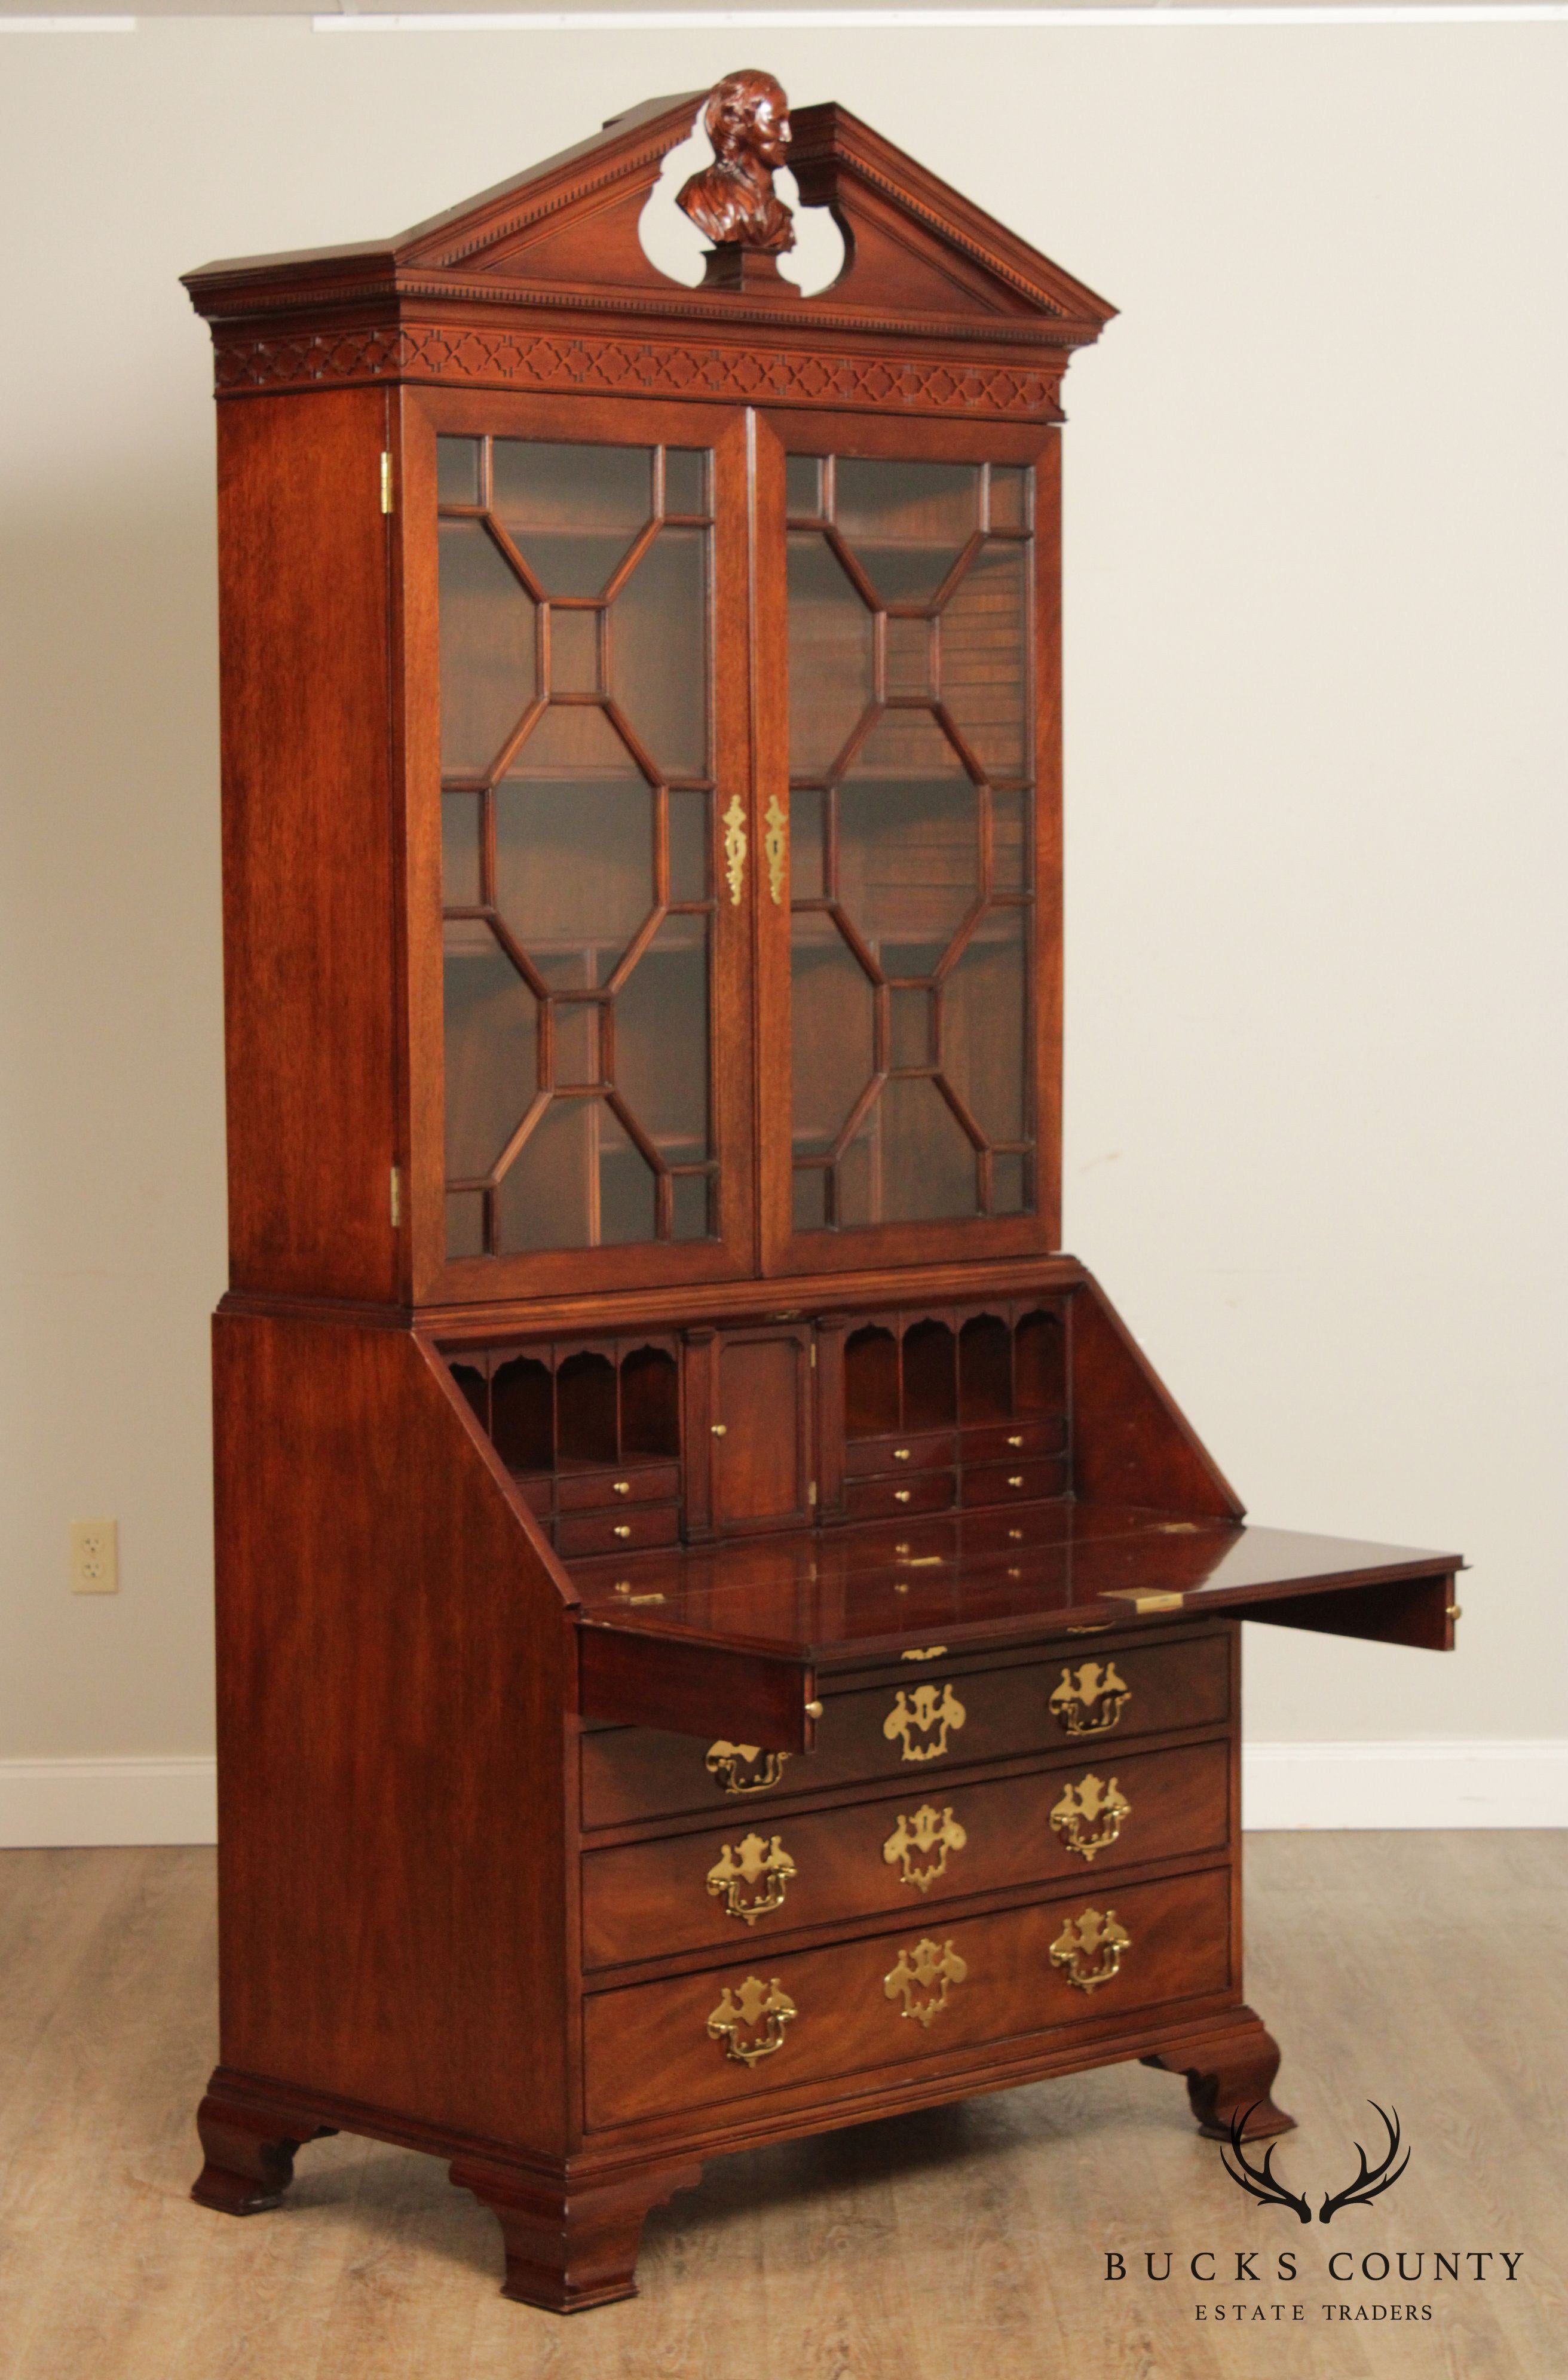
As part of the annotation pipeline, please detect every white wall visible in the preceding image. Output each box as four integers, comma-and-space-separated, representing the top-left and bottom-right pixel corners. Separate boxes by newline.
1, 17, 1563, 1835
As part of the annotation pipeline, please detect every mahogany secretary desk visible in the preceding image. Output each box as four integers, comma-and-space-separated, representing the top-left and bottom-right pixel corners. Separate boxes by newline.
183, 73, 1462, 2314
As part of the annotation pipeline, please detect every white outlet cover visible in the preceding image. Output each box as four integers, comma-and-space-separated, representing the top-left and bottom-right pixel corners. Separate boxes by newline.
69, 1518, 118, 1594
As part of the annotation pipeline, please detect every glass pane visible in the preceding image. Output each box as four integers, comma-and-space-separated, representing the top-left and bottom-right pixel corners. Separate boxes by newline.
786, 453, 823, 519
943, 909, 1027, 1143
668, 789, 709, 902
437, 435, 480, 507
988, 465, 1030, 532
992, 1151, 1027, 1214
837, 1121, 874, 1227
439, 522, 535, 775
614, 916, 709, 1164
940, 542, 1028, 777
548, 608, 600, 696
878, 1076, 978, 1220
991, 787, 1029, 892
442, 791, 482, 907
889, 984, 933, 1070
791, 916, 872, 1157
446, 1191, 484, 1260
885, 615, 931, 698
837, 711, 979, 967
552, 999, 601, 1088
671, 1173, 712, 1241
494, 1097, 654, 1251
442, 925, 537, 1177
491, 440, 652, 597
788, 534, 872, 778
834, 459, 979, 605
664, 448, 708, 515
792, 1166, 827, 1232
495, 709, 652, 982
610, 526, 709, 777
790, 786, 824, 901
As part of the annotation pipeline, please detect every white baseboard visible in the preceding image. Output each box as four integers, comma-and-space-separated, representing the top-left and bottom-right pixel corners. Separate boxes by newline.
1, 1743, 1563, 1848
0, 1756, 217, 1848
1241, 1739, 1568, 1829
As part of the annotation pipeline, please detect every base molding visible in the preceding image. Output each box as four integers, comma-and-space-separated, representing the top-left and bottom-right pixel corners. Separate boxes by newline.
2, 1741, 1564, 1847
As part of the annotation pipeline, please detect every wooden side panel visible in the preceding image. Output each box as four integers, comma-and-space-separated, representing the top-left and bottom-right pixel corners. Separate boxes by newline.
212, 1311, 571, 2154
1070, 1275, 1245, 1520
218, 390, 399, 1302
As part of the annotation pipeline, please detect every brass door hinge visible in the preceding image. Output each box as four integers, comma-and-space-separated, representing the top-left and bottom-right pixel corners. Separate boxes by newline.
380, 452, 394, 514
390, 1165, 402, 1227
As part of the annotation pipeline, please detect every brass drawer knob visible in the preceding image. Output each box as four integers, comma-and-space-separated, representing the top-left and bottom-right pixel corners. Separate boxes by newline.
893, 1446, 911, 1461
894, 1488, 912, 1504
705, 1740, 791, 1795
706, 1832, 795, 1925
612, 1523, 632, 1539
710, 1422, 727, 1436
883, 1802, 967, 1892
707, 1974, 796, 2065
612, 1479, 631, 1496
1007, 1474, 1024, 1489
884, 1936, 968, 2026
1007, 1433, 1023, 1448
1049, 1659, 1131, 1737
1050, 1905, 1131, 1993
1051, 1772, 1131, 1863
804, 1699, 823, 1719
883, 1683, 965, 1763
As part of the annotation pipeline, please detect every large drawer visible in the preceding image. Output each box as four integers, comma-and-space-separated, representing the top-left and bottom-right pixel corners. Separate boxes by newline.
582, 1736, 1229, 1970
584, 1863, 1232, 2130
579, 1630, 1230, 1829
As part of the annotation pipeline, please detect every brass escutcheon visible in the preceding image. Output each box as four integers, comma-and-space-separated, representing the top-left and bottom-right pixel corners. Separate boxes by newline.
762, 793, 787, 906
883, 1682, 966, 1763
901, 1645, 948, 1662
1050, 1772, 1131, 1863
706, 1974, 797, 2065
883, 1803, 967, 1893
706, 1740, 792, 1795
1049, 1659, 1131, 1737
722, 794, 748, 904
706, 1831, 795, 1924
1049, 1905, 1131, 1993
884, 1936, 968, 2026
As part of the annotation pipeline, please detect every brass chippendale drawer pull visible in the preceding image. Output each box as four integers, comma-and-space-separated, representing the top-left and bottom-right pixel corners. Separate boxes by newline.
883, 1803, 967, 1893
1050, 1772, 1131, 1863
883, 1682, 966, 1763
1049, 1905, 1131, 1993
722, 794, 747, 904
706, 1831, 795, 1924
707, 1974, 797, 2065
706, 1740, 791, 1795
1049, 1659, 1131, 1737
884, 1936, 968, 2026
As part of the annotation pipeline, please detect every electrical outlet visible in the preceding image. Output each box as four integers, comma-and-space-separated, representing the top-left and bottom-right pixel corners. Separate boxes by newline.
70, 1519, 118, 1594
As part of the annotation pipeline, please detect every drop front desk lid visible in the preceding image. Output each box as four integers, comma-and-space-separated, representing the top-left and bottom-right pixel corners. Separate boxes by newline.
573, 1503, 1462, 1752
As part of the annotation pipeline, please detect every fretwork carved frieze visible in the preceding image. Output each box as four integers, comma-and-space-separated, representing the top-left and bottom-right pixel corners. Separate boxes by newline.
212, 322, 1065, 418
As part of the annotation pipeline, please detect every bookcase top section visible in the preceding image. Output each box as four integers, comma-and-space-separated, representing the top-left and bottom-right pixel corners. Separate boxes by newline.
182, 78, 1116, 394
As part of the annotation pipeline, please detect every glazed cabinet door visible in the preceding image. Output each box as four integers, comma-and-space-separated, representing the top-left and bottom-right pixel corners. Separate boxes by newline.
402, 394, 755, 1301
754, 412, 1062, 1277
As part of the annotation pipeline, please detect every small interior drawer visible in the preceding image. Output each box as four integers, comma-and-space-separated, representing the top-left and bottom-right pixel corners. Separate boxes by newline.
556, 1505, 681, 1559
842, 1471, 957, 1523
556, 1462, 681, 1514
582, 1735, 1229, 1970
961, 1458, 1070, 1509
961, 1417, 1067, 1463
583, 1863, 1232, 2130
844, 1432, 957, 1481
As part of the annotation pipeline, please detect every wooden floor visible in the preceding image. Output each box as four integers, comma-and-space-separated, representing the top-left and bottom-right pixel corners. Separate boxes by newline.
1, 1835, 1563, 2380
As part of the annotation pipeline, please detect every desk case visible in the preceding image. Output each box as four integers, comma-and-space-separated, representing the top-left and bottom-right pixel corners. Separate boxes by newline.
183, 74, 1461, 2311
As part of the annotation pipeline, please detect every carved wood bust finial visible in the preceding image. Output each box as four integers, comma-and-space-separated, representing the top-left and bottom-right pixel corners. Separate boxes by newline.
678, 69, 796, 256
